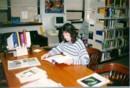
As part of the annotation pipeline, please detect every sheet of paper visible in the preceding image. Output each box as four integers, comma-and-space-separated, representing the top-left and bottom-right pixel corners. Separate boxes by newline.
8, 57, 41, 70
33, 49, 41, 52
21, 78, 63, 88
16, 67, 47, 83
77, 73, 110, 87
21, 11, 28, 19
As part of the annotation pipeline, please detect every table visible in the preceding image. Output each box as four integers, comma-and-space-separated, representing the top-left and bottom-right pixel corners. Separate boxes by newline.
1, 47, 94, 87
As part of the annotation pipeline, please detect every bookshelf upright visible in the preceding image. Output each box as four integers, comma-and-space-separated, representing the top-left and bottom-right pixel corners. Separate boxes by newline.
88, 0, 129, 62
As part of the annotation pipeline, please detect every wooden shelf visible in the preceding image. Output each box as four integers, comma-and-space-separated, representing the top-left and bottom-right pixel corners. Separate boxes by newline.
0, 22, 42, 27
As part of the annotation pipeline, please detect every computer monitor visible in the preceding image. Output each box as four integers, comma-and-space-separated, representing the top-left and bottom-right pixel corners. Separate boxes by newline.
53, 16, 64, 27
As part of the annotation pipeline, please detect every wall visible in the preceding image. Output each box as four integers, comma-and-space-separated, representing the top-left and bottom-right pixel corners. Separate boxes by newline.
0, 0, 83, 34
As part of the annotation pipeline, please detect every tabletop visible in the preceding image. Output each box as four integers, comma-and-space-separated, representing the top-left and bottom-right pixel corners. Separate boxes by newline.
1, 47, 94, 87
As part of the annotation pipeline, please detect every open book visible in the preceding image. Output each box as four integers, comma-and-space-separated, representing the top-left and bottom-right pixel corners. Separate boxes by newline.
77, 73, 110, 87
44, 55, 72, 64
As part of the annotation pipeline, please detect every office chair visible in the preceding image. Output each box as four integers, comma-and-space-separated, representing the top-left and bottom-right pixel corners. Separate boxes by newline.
0, 63, 8, 87
95, 63, 129, 86
86, 48, 102, 71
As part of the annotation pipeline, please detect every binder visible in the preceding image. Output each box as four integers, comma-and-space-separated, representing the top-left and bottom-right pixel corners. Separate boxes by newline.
12, 32, 18, 48
16, 32, 21, 46
20, 32, 25, 46
26, 32, 31, 47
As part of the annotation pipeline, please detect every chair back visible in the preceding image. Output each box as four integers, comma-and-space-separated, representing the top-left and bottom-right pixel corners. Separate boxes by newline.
86, 48, 102, 71
96, 63, 129, 86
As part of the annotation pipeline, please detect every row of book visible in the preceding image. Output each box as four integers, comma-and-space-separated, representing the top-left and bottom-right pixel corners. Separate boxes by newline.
95, 36, 128, 49
99, 19, 128, 29
7, 30, 31, 50
105, 0, 129, 7
98, 8, 128, 19
96, 38, 128, 50
101, 47, 129, 62
104, 28, 128, 39
95, 28, 129, 43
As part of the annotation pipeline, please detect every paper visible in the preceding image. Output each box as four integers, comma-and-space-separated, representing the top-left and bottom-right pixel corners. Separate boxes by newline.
16, 67, 47, 83
44, 55, 72, 64
13, 47, 28, 57
21, 78, 63, 88
21, 11, 28, 19
77, 73, 110, 87
33, 49, 41, 52
8, 57, 41, 70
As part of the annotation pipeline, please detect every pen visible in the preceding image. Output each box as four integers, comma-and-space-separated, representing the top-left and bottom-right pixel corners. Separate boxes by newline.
52, 59, 56, 64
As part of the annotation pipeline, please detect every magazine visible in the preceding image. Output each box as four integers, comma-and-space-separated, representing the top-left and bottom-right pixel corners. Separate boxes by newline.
77, 73, 110, 87
8, 57, 41, 70
16, 67, 47, 83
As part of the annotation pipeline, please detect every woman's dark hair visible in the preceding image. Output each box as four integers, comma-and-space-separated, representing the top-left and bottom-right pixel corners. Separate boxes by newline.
61, 23, 78, 43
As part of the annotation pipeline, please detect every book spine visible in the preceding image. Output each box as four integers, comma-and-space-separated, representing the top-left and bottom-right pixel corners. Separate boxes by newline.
26, 32, 31, 47
13, 32, 18, 48
20, 33, 25, 46
16, 32, 21, 47
23, 29, 27, 46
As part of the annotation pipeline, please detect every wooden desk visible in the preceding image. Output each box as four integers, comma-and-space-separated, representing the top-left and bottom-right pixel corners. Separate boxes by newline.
1, 47, 94, 87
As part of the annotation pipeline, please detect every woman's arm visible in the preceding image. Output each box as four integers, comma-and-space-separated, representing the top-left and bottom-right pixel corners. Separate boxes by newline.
48, 42, 63, 56
72, 48, 90, 65
41, 43, 63, 60
72, 39, 90, 65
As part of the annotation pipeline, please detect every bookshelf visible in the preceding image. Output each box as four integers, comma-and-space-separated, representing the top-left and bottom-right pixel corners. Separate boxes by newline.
88, 0, 129, 62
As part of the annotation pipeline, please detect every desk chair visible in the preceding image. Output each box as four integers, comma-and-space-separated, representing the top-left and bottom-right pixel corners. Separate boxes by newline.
86, 48, 102, 71
95, 63, 129, 86
0, 63, 8, 87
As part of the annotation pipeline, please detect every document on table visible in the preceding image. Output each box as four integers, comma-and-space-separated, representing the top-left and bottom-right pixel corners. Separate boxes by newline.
33, 49, 41, 52
77, 73, 110, 87
21, 78, 63, 88
8, 57, 41, 70
16, 67, 47, 83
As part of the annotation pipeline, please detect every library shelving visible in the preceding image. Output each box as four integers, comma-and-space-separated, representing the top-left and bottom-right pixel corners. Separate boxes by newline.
88, 0, 129, 62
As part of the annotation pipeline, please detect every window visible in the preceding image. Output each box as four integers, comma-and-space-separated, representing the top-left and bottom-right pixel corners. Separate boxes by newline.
0, 0, 41, 26
66, 0, 85, 23
0, 0, 8, 23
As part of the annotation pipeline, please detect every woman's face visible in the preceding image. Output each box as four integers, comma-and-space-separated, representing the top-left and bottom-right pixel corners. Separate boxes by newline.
63, 31, 71, 42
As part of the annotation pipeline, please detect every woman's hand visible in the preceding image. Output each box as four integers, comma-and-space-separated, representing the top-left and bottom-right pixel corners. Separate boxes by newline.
64, 59, 73, 65
41, 53, 50, 60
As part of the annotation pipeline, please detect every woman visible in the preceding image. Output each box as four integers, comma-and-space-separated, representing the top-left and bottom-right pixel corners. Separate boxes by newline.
41, 23, 90, 65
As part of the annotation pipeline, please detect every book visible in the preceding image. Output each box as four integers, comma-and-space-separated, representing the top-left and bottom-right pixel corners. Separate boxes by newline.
16, 67, 47, 83
7, 33, 14, 50
98, 8, 106, 16
23, 29, 26, 45
8, 57, 41, 70
20, 32, 25, 46
44, 55, 72, 64
25, 31, 31, 47
13, 32, 18, 48
77, 73, 110, 87
16, 32, 21, 46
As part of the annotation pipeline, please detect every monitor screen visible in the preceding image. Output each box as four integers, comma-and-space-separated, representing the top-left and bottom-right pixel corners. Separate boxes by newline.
56, 17, 64, 23
53, 16, 64, 27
